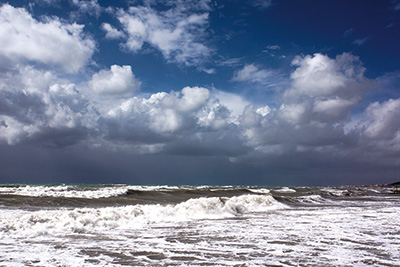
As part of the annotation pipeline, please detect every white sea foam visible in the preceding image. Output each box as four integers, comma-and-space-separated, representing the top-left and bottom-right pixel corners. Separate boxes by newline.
0, 184, 220, 199
248, 188, 271, 194
321, 187, 348, 196
0, 185, 129, 199
127, 185, 182, 191
0, 184, 272, 199
0, 194, 286, 239
273, 186, 296, 193
296, 194, 331, 204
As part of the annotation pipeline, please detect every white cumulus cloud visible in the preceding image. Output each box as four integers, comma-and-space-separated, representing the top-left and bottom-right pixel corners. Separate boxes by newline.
89, 65, 141, 97
0, 4, 95, 73
100, 85, 247, 156
283, 53, 374, 122
363, 98, 400, 140
238, 53, 375, 151
213, 90, 251, 117
0, 66, 94, 146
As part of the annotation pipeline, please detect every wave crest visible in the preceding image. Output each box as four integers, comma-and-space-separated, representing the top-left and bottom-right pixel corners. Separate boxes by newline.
0, 195, 286, 237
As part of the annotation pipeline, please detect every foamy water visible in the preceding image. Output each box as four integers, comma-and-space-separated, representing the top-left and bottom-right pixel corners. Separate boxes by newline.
0, 185, 399, 266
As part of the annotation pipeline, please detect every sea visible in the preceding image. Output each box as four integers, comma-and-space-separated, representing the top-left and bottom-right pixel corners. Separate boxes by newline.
0, 184, 399, 266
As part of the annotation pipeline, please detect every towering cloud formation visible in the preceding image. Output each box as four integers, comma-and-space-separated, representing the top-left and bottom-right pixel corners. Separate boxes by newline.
236, 53, 375, 156
0, 66, 92, 146
283, 53, 373, 123
0, 4, 96, 146
1, 49, 397, 163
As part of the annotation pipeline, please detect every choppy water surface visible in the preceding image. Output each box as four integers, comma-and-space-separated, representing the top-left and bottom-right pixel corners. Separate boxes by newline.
0, 184, 399, 266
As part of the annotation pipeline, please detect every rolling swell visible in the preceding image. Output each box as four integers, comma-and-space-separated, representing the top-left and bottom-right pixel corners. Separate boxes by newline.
272, 186, 393, 207
0, 185, 258, 209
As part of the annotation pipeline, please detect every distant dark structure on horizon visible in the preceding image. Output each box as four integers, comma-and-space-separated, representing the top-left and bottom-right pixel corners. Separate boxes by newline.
390, 181, 400, 194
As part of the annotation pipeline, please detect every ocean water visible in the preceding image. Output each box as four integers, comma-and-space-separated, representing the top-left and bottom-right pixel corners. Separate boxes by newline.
0, 184, 399, 266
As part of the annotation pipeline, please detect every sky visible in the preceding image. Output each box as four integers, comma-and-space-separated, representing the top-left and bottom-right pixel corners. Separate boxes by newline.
1, 0, 400, 186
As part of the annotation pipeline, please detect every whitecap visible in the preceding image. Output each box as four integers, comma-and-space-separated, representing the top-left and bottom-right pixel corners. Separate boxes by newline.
273, 187, 296, 193
0, 185, 129, 199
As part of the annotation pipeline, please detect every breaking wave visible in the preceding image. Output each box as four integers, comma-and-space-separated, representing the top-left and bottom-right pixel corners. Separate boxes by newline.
0, 194, 286, 238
